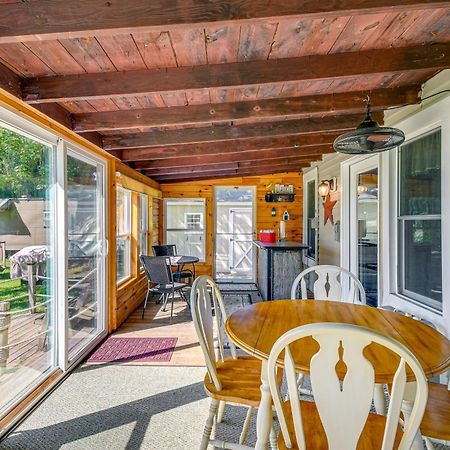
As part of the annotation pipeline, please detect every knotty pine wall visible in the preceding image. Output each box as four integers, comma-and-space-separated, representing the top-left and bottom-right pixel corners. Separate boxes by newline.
160, 173, 303, 277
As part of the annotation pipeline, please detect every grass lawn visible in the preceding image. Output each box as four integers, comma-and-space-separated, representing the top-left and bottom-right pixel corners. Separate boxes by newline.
0, 262, 48, 312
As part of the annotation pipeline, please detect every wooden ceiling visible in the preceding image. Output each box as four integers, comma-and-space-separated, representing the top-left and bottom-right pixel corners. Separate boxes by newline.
1, 1, 450, 183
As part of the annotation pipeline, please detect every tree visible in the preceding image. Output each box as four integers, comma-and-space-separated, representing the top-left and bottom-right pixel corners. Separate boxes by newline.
0, 127, 50, 198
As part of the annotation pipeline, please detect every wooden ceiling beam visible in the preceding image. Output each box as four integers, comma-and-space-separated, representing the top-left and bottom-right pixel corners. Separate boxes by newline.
72, 86, 420, 132
102, 114, 371, 150
0, 60, 21, 98
22, 44, 449, 104
153, 166, 307, 183
142, 155, 321, 176
133, 147, 330, 170
121, 133, 340, 161
2, 1, 449, 44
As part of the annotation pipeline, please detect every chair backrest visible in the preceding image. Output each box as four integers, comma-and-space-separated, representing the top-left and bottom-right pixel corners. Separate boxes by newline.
152, 245, 176, 257
291, 264, 366, 304
140, 255, 173, 285
190, 275, 237, 391
267, 322, 428, 450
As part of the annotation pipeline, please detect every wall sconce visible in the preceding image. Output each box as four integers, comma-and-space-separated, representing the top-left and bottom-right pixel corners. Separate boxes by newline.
318, 177, 337, 198
271, 207, 276, 217
357, 184, 368, 194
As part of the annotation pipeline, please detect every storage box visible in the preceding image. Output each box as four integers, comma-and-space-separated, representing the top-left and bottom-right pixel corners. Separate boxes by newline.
259, 230, 276, 243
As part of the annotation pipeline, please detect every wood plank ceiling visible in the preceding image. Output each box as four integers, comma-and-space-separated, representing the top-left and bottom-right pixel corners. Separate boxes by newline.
0, 1, 450, 182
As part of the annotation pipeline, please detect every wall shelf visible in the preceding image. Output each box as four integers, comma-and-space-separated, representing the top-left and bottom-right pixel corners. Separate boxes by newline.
265, 193, 295, 203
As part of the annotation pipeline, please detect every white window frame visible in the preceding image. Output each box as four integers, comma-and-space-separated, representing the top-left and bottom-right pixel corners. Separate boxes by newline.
116, 187, 132, 283
380, 94, 450, 334
138, 193, 149, 265
303, 167, 319, 266
164, 198, 206, 262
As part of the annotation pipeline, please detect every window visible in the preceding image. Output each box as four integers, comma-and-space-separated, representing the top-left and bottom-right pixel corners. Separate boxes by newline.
116, 188, 131, 283
185, 212, 202, 231
138, 193, 149, 264
397, 129, 442, 311
165, 199, 205, 261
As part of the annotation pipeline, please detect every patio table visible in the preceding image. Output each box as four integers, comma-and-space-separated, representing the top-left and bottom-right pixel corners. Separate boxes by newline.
168, 255, 199, 281
225, 299, 450, 449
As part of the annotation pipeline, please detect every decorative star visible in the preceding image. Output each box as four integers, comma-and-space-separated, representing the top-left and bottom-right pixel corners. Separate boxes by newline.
323, 193, 337, 225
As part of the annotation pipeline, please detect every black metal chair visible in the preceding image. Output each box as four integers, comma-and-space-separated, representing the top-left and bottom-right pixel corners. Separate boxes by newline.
140, 255, 189, 319
152, 244, 194, 284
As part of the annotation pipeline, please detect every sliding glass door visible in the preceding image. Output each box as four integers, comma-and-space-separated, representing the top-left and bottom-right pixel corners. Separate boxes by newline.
0, 105, 108, 431
0, 117, 57, 418
66, 150, 106, 361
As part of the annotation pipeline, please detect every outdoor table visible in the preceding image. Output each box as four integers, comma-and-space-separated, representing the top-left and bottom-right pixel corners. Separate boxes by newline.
168, 255, 199, 280
225, 299, 450, 449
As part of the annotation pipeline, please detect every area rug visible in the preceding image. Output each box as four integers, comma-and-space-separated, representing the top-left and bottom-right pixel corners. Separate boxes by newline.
86, 337, 178, 363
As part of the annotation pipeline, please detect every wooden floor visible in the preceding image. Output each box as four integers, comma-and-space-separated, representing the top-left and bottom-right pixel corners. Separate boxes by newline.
0, 314, 51, 414
112, 293, 205, 366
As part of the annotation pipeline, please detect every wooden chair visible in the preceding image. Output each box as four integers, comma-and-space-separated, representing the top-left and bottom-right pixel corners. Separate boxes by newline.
290, 264, 366, 304
380, 307, 449, 450
140, 256, 188, 319
191, 275, 276, 449
267, 322, 429, 450
290, 265, 372, 404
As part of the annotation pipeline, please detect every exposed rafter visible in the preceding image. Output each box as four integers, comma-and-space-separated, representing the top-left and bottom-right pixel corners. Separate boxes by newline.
121, 133, 340, 162
132, 147, 330, 170
102, 114, 374, 150
1, 1, 449, 44
22, 45, 449, 104
72, 87, 420, 132
151, 166, 307, 183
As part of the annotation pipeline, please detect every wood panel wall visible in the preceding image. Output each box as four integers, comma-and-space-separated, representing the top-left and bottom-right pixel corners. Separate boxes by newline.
160, 172, 303, 277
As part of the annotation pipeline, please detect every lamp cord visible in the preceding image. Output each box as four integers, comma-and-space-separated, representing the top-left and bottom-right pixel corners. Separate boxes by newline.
384, 89, 450, 111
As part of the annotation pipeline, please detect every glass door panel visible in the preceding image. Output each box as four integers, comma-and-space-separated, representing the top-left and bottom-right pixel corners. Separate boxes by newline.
354, 165, 379, 306
67, 152, 105, 359
0, 125, 56, 416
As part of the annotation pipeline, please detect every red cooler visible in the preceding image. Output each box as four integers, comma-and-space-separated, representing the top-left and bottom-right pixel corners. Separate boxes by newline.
259, 230, 276, 243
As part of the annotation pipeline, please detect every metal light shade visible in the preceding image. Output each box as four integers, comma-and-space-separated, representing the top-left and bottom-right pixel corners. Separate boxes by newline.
333, 99, 405, 154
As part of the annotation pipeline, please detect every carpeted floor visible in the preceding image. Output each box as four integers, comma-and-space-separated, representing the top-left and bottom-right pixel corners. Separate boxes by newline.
1, 288, 448, 449
0, 365, 256, 450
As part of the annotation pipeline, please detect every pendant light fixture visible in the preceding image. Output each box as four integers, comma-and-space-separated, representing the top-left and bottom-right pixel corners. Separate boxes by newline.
333, 96, 405, 154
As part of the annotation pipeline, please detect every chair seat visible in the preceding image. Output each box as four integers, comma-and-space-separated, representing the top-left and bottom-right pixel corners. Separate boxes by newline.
278, 400, 403, 449
155, 282, 188, 292
203, 356, 263, 407
421, 381, 450, 440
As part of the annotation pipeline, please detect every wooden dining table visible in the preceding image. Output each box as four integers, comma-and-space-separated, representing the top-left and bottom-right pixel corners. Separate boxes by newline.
225, 299, 450, 449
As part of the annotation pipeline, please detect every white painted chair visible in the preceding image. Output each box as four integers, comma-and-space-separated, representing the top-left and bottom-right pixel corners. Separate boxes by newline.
290, 264, 366, 304
191, 275, 274, 450
379, 306, 450, 450
267, 322, 429, 450
290, 265, 371, 404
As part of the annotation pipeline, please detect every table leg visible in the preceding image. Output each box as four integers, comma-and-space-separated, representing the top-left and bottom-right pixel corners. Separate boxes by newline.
402, 382, 424, 450
256, 359, 273, 450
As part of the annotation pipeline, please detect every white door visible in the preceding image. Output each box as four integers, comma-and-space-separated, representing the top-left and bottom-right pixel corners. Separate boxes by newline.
342, 155, 380, 306
214, 187, 256, 282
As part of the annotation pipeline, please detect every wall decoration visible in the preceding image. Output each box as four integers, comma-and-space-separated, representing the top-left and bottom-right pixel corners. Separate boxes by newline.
323, 193, 337, 225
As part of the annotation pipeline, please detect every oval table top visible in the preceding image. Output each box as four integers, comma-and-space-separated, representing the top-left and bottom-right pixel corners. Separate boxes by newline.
225, 300, 450, 383
168, 255, 199, 265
